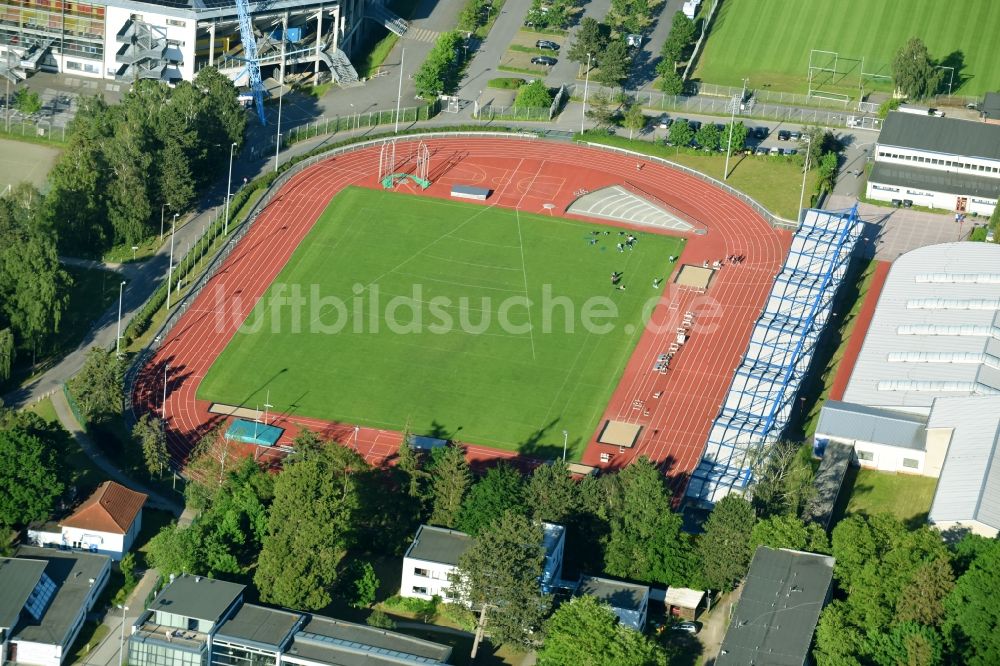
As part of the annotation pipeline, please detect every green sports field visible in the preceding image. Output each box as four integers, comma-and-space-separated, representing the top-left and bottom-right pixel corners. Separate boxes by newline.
197, 187, 684, 458
696, 0, 1000, 96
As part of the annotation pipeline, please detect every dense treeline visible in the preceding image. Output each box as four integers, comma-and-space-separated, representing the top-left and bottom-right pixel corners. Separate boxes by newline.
0, 184, 70, 379
0, 404, 68, 538
46, 68, 246, 256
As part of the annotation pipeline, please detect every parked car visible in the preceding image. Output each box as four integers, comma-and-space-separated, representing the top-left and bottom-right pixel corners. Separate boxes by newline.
754, 126, 769, 139
714, 123, 726, 132
670, 622, 700, 635
754, 146, 768, 156
536, 40, 559, 50
790, 130, 801, 140
777, 130, 791, 141
770, 146, 781, 155
531, 55, 557, 66
690, 120, 702, 131
656, 114, 672, 129
786, 148, 798, 156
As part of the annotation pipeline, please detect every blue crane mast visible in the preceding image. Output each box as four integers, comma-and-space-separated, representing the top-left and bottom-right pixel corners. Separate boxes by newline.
235, 0, 267, 125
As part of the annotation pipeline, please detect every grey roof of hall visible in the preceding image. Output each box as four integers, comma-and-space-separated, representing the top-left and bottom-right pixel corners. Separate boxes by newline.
575, 576, 648, 612
927, 396, 1000, 531
842, 242, 1000, 416
869, 161, 1000, 200
12, 547, 110, 648
214, 603, 302, 650
879, 112, 1000, 161
816, 400, 928, 450
0, 557, 47, 629
717, 547, 834, 666
150, 574, 245, 622
287, 614, 451, 666
404, 525, 473, 566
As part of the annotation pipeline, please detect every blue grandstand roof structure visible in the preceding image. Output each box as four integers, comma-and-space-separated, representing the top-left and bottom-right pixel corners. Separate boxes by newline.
685, 207, 864, 505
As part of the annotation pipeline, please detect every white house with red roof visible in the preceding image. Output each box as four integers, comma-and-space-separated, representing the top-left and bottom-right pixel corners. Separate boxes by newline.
28, 481, 148, 561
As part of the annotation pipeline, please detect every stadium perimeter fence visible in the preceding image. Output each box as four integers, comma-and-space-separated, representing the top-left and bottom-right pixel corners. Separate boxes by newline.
285, 102, 438, 145
122, 129, 796, 448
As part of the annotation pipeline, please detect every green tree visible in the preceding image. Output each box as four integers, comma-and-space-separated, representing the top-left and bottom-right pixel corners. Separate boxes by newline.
695, 122, 721, 150
145, 523, 204, 575
134, 413, 169, 477
427, 444, 471, 528
657, 68, 684, 95
451, 511, 550, 653
0, 328, 13, 381
750, 513, 830, 554
396, 433, 429, 503
458, 462, 525, 535
538, 595, 669, 665
367, 609, 396, 629
255, 445, 365, 610
749, 442, 816, 517
524, 460, 578, 524
68, 347, 125, 424
595, 40, 630, 87
0, 427, 62, 529
567, 18, 607, 65
623, 103, 646, 139
120, 551, 137, 588
158, 140, 196, 213
669, 11, 697, 47
516, 80, 553, 109
668, 118, 694, 147
891, 38, 943, 100
604, 457, 698, 587
584, 91, 617, 129
895, 556, 954, 627
14, 88, 42, 115
943, 539, 1000, 665
723, 121, 749, 156
698, 495, 756, 592
350, 561, 380, 608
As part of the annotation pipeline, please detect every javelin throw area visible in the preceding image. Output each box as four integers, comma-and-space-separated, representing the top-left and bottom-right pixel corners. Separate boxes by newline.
131, 137, 791, 490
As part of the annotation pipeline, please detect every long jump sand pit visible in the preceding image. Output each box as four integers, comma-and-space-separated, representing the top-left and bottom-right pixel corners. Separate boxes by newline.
674, 264, 715, 290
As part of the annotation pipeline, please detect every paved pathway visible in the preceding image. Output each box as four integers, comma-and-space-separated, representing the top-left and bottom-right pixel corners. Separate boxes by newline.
457, 0, 535, 106
80, 568, 161, 666
698, 586, 740, 663
51, 389, 183, 516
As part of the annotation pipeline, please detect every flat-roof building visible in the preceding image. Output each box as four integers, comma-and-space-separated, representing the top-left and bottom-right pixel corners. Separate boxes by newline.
574, 576, 649, 630
717, 548, 834, 666
816, 242, 1000, 537
128, 573, 453, 666
866, 112, 1000, 216
1, 547, 111, 666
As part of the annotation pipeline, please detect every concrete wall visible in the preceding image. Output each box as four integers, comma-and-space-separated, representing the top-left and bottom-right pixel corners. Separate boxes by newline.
820, 434, 933, 476
866, 179, 997, 216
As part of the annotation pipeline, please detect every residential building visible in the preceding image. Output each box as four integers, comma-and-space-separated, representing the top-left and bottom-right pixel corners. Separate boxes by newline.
815, 242, 1000, 537
128, 573, 453, 666
717, 547, 835, 666
400, 522, 567, 602
28, 480, 147, 561
0, 547, 111, 666
866, 111, 1000, 215
574, 576, 649, 630
0, 0, 402, 86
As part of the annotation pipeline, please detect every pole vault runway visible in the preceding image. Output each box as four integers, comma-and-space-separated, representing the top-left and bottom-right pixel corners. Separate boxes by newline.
131, 137, 791, 491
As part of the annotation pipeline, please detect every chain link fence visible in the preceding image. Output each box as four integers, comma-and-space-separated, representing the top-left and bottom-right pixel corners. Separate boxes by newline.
285, 102, 439, 145
0, 116, 67, 142
476, 104, 551, 121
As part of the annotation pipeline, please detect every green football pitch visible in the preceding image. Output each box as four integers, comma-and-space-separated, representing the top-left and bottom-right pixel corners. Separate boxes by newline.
696, 0, 1000, 96
197, 187, 685, 458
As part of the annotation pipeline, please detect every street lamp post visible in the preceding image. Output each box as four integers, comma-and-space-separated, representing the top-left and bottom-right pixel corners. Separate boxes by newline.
166, 213, 178, 309
395, 48, 405, 133
581, 53, 592, 134
561, 429, 568, 462
724, 78, 747, 181
117, 604, 130, 666
116, 280, 126, 357
798, 136, 812, 217
225, 141, 236, 234
160, 203, 166, 240
274, 89, 283, 174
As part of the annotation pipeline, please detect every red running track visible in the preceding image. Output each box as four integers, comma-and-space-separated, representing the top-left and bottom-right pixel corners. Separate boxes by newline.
131, 137, 791, 487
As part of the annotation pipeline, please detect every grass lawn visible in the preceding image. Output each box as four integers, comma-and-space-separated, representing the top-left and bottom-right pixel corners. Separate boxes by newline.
696, 0, 1000, 96
69, 621, 110, 662
22, 395, 108, 496
198, 187, 684, 457
832, 467, 938, 528
576, 133, 817, 220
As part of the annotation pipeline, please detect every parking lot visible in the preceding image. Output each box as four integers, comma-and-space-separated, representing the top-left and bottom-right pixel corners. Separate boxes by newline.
646, 112, 814, 156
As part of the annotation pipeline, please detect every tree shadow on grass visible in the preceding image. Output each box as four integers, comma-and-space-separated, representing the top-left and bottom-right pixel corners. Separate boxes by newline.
938, 50, 968, 93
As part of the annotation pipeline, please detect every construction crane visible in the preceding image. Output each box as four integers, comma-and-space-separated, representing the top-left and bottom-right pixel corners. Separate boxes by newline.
235, 0, 267, 124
